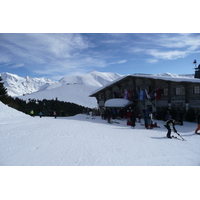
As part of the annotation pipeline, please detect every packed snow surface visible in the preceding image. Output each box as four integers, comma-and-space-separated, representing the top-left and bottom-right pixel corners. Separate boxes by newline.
1, 101, 200, 166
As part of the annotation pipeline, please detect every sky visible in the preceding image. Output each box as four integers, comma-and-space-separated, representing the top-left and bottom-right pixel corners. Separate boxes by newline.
1, 33, 200, 80
1, 1, 200, 81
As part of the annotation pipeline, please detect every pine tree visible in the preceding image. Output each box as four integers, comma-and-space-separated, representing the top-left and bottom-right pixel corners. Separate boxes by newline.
0, 76, 8, 103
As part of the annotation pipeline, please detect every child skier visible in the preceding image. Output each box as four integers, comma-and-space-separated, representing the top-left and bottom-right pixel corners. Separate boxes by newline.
164, 119, 177, 138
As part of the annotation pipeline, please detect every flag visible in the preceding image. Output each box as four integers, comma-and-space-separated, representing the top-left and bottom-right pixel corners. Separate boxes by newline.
139, 90, 144, 101
154, 87, 161, 100
145, 89, 151, 99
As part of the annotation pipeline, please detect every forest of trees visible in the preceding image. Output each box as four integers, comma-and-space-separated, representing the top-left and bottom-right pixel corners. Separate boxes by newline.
0, 76, 90, 117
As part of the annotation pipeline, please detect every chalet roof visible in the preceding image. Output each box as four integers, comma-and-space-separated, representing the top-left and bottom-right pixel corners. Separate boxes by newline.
90, 73, 200, 96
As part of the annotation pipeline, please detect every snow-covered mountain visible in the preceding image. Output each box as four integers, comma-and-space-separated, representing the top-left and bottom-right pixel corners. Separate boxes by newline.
13, 71, 122, 108
0, 72, 56, 96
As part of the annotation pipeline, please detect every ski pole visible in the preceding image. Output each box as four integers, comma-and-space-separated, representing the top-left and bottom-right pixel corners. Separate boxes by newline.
175, 132, 186, 141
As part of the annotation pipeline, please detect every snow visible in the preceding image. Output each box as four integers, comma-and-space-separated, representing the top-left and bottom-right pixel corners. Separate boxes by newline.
1, 101, 200, 166
105, 98, 133, 107
19, 84, 98, 108
0, 72, 56, 96
1, 101, 200, 200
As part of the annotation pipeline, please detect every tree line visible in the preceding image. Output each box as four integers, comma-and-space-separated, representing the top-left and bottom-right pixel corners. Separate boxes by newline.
0, 76, 90, 117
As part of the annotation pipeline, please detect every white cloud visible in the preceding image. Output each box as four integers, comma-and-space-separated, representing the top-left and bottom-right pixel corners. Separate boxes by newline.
147, 49, 188, 60
0, 53, 11, 64
10, 63, 24, 68
118, 60, 127, 64
146, 59, 158, 63
101, 39, 124, 44
156, 34, 200, 51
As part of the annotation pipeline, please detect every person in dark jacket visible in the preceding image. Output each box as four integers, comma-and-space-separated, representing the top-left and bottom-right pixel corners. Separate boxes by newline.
195, 112, 200, 134
164, 119, 177, 138
106, 108, 111, 123
130, 110, 136, 128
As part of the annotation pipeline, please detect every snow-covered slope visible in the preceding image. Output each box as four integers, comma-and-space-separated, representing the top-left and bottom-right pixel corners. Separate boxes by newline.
0, 100, 200, 166
58, 71, 121, 87
0, 72, 56, 96
0, 101, 29, 120
19, 71, 122, 108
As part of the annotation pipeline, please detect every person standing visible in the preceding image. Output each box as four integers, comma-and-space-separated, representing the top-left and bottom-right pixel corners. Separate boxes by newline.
30, 110, 34, 117
130, 110, 136, 128
143, 110, 148, 128
164, 119, 177, 138
106, 108, 111, 123
39, 111, 43, 118
195, 112, 200, 134
53, 111, 57, 119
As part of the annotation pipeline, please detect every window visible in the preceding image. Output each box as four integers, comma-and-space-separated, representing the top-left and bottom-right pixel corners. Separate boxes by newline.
193, 86, 200, 94
164, 88, 168, 96
175, 87, 185, 95
99, 93, 104, 100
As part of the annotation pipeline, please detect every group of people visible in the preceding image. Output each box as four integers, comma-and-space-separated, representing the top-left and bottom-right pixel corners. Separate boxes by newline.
100, 106, 200, 139
29, 110, 57, 118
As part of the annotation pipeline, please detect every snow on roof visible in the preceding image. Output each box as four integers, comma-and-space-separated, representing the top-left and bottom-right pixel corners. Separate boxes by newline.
104, 98, 133, 108
90, 73, 200, 96
133, 73, 200, 83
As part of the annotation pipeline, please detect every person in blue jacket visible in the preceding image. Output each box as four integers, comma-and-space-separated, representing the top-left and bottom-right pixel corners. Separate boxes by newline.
39, 111, 43, 118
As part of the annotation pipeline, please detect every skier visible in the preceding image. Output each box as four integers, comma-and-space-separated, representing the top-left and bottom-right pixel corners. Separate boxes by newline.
39, 111, 43, 118
195, 112, 200, 134
30, 110, 34, 117
164, 119, 177, 138
53, 111, 57, 119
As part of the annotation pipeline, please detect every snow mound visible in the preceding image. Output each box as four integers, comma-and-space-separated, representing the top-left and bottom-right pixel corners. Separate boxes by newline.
0, 101, 29, 119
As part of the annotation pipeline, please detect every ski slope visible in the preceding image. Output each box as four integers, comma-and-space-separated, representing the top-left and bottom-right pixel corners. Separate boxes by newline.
1, 101, 200, 166
1, 101, 200, 200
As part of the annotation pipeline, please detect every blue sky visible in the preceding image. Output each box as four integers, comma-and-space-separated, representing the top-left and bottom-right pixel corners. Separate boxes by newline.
0, 33, 200, 80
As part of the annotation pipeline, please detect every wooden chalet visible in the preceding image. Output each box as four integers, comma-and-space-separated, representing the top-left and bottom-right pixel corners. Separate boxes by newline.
90, 74, 200, 114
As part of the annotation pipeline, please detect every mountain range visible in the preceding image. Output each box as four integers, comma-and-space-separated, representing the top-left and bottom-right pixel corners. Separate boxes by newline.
0, 72, 56, 96
0, 71, 122, 108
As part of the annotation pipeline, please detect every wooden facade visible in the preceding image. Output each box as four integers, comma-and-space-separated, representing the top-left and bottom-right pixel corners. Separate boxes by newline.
90, 75, 200, 113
